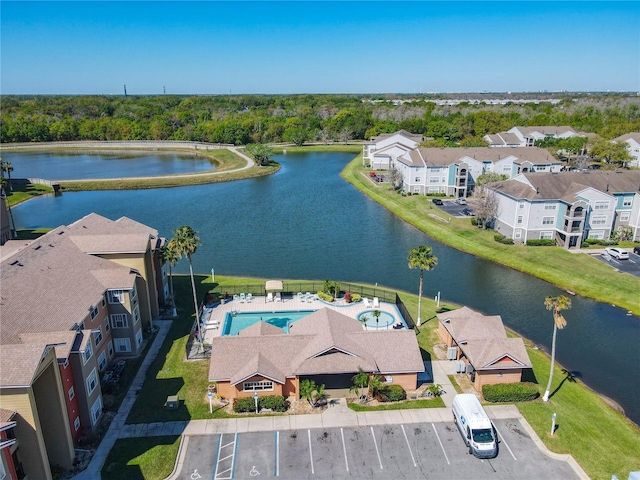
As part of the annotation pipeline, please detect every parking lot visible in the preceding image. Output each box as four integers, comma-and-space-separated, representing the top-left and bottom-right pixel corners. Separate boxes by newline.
176, 419, 579, 479
592, 250, 640, 278
434, 199, 474, 218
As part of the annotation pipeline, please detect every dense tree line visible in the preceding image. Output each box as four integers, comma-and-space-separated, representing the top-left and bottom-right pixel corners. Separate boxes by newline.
1, 93, 639, 145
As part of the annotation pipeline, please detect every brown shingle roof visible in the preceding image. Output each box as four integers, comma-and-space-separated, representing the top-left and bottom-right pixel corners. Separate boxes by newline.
516, 126, 577, 136
0, 344, 49, 387
209, 308, 424, 382
462, 338, 532, 369
491, 171, 640, 201
399, 147, 557, 168
0, 408, 16, 425
18, 330, 79, 361
614, 132, 640, 143
238, 320, 283, 337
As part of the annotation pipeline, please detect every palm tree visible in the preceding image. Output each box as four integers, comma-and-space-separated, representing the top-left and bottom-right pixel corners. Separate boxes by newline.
313, 383, 326, 407
408, 245, 438, 326
542, 295, 571, 402
351, 367, 369, 403
160, 240, 181, 317
1, 160, 13, 192
0, 176, 16, 239
373, 309, 381, 329
300, 379, 316, 405
368, 375, 384, 399
172, 226, 202, 343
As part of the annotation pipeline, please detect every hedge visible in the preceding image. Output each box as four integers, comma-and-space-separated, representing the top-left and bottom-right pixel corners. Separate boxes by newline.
526, 239, 556, 246
581, 238, 618, 247
494, 234, 514, 245
376, 384, 406, 402
317, 291, 333, 302
482, 383, 539, 402
233, 395, 287, 413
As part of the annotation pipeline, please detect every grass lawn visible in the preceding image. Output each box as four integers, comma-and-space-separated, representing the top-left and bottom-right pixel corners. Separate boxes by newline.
101, 436, 180, 480
348, 397, 445, 411
514, 346, 640, 480
341, 156, 640, 315
4, 182, 52, 206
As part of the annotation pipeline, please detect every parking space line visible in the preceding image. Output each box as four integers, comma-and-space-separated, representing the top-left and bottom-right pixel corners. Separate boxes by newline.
231, 433, 238, 479
340, 428, 349, 472
494, 424, 517, 461
431, 423, 450, 465
274, 431, 279, 477
307, 429, 315, 475
401, 425, 417, 467
214, 433, 237, 480
370, 426, 384, 469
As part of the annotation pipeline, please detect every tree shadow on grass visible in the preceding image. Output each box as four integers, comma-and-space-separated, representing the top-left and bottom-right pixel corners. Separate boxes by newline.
549, 369, 581, 400
101, 435, 180, 480
521, 367, 539, 384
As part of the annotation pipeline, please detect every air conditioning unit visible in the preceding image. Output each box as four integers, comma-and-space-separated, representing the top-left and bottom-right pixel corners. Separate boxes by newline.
447, 347, 457, 360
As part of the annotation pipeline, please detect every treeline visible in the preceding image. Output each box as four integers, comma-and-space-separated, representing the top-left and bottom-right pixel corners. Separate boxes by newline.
1, 94, 639, 145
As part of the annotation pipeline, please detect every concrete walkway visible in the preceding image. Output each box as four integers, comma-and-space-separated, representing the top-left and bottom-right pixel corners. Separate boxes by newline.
71, 319, 173, 480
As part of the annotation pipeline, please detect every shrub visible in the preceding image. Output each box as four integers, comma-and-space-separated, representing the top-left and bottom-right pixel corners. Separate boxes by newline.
317, 291, 333, 302
482, 382, 539, 403
376, 384, 406, 402
233, 397, 256, 413
344, 291, 352, 303
259, 395, 287, 412
494, 234, 514, 245
350, 293, 361, 303
526, 239, 556, 246
582, 238, 618, 247
471, 218, 478, 226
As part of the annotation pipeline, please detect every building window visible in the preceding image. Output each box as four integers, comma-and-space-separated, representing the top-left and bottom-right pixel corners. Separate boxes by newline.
114, 338, 131, 353
131, 286, 137, 300
542, 217, 554, 225
74, 417, 81, 432
515, 230, 522, 239
414, 177, 421, 182
87, 368, 98, 395
104, 317, 110, 332
90, 305, 99, 320
591, 216, 607, 225
133, 306, 140, 325
98, 351, 107, 371
413, 187, 420, 193
544, 204, 557, 210
111, 314, 128, 329
619, 212, 630, 222
82, 342, 93, 365
136, 329, 143, 346
108, 290, 125, 304
589, 230, 604, 240
622, 198, 632, 207
429, 177, 440, 183
101, 297, 106, 307
517, 216, 523, 224
108, 341, 114, 358
90, 396, 103, 426
68, 386, 75, 401
94, 327, 103, 346
519, 202, 525, 209
540, 231, 554, 240
243, 380, 274, 391
594, 201, 609, 210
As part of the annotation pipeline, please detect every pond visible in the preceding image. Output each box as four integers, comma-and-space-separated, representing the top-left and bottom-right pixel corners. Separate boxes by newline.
11, 151, 640, 425
2, 150, 215, 180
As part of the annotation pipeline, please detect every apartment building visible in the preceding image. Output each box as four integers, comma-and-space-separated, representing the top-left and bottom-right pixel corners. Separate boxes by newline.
363, 130, 424, 170
613, 132, 640, 168
484, 126, 580, 147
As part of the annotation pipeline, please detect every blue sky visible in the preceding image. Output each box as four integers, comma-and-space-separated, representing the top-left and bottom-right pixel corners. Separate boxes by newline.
1, 1, 638, 94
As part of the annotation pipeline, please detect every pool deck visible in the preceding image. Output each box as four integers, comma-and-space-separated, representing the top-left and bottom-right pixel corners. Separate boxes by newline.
202, 295, 404, 343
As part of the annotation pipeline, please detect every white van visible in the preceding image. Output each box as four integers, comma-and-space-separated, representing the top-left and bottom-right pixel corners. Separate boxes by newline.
452, 394, 498, 458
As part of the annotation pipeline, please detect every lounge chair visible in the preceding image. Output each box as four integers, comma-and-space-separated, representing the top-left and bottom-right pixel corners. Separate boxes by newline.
372, 297, 380, 308
298, 292, 304, 302
240, 293, 246, 303
246, 293, 253, 303
233, 294, 239, 302
275, 292, 282, 302
305, 292, 311, 302
266, 292, 273, 303
363, 298, 372, 308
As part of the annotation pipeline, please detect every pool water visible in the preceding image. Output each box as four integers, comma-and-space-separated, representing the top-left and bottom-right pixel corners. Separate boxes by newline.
357, 310, 396, 329
222, 310, 316, 336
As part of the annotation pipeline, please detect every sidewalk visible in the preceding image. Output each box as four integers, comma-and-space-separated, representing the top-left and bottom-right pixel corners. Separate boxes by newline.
71, 319, 173, 480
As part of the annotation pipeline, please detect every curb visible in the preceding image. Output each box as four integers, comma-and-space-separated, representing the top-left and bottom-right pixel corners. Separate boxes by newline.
164, 435, 188, 480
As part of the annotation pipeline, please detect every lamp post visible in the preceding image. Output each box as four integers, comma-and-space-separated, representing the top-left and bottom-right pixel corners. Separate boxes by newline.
253, 390, 259, 414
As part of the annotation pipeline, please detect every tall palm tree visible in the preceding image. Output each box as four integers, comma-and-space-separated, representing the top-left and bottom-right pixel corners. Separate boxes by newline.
1, 160, 13, 192
408, 245, 438, 326
172, 226, 202, 342
542, 295, 571, 402
0, 176, 16, 239
160, 240, 181, 317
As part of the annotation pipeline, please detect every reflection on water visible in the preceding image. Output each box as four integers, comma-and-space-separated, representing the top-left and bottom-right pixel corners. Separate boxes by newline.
12, 151, 640, 424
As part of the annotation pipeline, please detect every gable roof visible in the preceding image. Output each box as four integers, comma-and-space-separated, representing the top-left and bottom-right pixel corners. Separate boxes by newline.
209, 308, 424, 383
0, 344, 51, 388
398, 147, 557, 168
238, 320, 284, 337
614, 132, 640, 144
484, 132, 522, 146
490, 171, 640, 202
513, 126, 577, 136
462, 338, 532, 369
368, 130, 423, 144
18, 330, 79, 361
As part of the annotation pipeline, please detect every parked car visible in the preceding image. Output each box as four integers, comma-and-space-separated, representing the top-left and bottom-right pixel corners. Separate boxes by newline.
634, 245, 640, 255
456, 197, 467, 205
432, 198, 444, 206
462, 208, 475, 216
604, 247, 629, 260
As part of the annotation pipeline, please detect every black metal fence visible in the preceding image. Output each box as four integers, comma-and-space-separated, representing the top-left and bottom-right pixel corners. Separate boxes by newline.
395, 294, 415, 329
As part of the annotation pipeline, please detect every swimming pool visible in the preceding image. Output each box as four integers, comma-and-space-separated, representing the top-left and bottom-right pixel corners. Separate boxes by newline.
222, 310, 316, 336
357, 310, 396, 329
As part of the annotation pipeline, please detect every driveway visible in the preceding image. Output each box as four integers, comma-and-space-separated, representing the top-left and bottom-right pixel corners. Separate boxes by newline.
175, 419, 581, 480
435, 200, 473, 218
592, 250, 640, 278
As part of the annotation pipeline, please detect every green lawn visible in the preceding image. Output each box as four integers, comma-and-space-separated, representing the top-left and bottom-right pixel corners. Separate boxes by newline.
341, 157, 640, 315
348, 397, 445, 411
514, 346, 640, 480
4, 182, 52, 206
101, 436, 180, 480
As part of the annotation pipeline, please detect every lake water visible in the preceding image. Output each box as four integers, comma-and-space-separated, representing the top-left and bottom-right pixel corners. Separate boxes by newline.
11, 151, 640, 425
3, 151, 215, 179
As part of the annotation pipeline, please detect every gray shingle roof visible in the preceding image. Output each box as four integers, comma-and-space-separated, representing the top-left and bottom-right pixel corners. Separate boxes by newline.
0, 344, 49, 387
614, 132, 640, 143
399, 147, 557, 168
209, 308, 424, 382
18, 330, 79, 361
